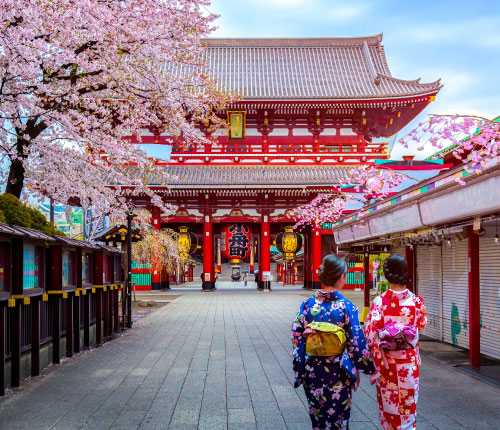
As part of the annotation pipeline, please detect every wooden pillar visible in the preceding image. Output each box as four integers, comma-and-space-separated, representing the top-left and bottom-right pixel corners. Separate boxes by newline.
151, 206, 161, 290
405, 245, 415, 293
312, 226, 322, 289
73, 293, 80, 353
362, 249, 370, 323
202, 208, 214, 291
103, 288, 109, 339
113, 288, 119, 334
52, 296, 61, 364
31, 297, 41, 376
65, 294, 73, 358
96, 289, 102, 346
9, 301, 20, 387
0, 303, 5, 396
83, 292, 90, 348
108, 288, 113, 336
260, 211, 271, 290
468, 226, 481, 367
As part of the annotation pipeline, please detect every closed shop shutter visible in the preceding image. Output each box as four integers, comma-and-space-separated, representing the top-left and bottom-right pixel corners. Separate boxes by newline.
441, 239, 469, 349
392, 245, 406, 256
479, 237, 500, 360
416, 245, 442, 340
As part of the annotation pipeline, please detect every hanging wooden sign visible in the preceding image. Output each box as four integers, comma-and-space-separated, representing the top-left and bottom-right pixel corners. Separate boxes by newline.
227, 111, 246, 141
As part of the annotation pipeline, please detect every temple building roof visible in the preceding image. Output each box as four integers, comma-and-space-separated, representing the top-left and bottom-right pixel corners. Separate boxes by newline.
148, 165, 349, 188
195, 34, 441, 101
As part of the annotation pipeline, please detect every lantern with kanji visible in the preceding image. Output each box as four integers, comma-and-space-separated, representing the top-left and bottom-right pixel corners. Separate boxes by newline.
177, 226, 198, 258
221, 224, 251, 264
276, 226, 303, 260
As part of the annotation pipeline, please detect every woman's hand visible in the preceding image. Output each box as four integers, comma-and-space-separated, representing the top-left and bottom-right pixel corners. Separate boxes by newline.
355, 371, 360, 391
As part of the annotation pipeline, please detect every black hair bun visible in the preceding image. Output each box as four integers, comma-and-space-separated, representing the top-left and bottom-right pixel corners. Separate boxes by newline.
318, 254, 348, 286
383, 255, 411, 285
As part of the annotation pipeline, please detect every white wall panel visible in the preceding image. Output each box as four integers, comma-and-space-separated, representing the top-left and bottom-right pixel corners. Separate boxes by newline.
479, 237, 500, 360
416, 246, 443, 340
441, 240, 469, 349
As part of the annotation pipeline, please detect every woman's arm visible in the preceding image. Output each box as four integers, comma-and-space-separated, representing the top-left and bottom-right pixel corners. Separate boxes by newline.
345, 303, 375, 375
415, 295, 427, 332
291, 300, 309, 388
291, 300, 308, 347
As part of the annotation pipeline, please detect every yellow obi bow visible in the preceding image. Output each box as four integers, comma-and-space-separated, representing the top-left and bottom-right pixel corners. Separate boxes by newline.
305, 322, 346, 357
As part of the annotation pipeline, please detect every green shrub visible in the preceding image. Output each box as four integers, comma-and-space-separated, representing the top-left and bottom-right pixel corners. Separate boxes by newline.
0, 193, 31, 227
0, 193, 64, 236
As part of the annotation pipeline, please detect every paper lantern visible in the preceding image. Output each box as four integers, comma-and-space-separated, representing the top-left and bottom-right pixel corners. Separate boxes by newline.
221, 224, 251, 263
275, 226, 303, 260
177, 226, 198, 258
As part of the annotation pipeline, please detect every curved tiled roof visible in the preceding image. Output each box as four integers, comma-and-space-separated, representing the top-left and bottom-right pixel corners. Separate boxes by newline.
149, 165, 349, 187
198, 35, 441, 101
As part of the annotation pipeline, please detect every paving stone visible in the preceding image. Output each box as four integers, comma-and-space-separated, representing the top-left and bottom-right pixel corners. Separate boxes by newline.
1, 291, 499, 430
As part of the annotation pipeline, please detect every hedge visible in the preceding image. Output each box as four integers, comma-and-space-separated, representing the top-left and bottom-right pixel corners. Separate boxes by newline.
0, 193, 64, 236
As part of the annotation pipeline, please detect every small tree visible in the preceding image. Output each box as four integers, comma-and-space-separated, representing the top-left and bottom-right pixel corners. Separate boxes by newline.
132, 229, 187, 276
1, 0, 233, 217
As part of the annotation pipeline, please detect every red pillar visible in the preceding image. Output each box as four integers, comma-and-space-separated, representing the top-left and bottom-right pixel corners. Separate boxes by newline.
468, 226, 481, 366
151, 206, 161, 290
312, 226, 322, 289
303, 228, 312, 289
406, 245, 415, 293
202, 209, 214, 291
260, 211, 271, 290
362, 249, 370, 323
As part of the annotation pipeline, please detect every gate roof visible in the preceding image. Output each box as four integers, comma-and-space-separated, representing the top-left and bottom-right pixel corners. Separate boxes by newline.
191, 35, 441, 101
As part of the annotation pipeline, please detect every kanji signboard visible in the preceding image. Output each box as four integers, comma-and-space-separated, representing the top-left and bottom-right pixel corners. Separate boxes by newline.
227, 111, 246, 141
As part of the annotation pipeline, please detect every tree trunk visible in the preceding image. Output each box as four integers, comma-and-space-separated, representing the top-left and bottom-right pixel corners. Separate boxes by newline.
5, 119, 46, 198
5, 157, 25, 198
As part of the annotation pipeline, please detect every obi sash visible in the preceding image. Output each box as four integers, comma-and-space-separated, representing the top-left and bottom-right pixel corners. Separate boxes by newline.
379, 322, 418, 351
304, 322, 346, 356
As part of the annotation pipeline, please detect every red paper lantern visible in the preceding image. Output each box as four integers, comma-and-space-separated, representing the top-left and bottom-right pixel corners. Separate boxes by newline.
221, 223, 251, 263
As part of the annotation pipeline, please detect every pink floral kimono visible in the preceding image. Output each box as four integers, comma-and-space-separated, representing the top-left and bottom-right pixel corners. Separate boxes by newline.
364, 289, 427, 430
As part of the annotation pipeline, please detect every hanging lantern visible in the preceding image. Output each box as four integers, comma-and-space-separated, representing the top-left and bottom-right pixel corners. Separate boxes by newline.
177, 226, 198, 258
221, 224, 251, 264
276, 226, 303, 260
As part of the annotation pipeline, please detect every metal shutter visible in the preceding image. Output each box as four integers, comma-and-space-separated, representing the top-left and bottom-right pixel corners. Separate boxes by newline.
416, 245, 443, 340
441, 239, 469, 349
479, 237, 500, 360
392, 245, 406, 256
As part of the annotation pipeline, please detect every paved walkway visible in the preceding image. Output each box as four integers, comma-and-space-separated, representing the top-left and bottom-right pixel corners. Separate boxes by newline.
0, 292, 499, 430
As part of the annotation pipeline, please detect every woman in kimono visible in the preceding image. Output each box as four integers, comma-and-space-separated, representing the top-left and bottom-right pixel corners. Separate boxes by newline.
364, 255, 427, 430
291, 254, 375, 430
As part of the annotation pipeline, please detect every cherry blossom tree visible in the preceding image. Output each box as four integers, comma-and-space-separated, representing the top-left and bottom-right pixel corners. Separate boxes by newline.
132, 228, 186, 275
0, 0, 233, 217
290, 166, 408, 228
399, 115, 500, 184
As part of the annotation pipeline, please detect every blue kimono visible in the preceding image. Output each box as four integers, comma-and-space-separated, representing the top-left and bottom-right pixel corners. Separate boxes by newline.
291, 290, 375, 430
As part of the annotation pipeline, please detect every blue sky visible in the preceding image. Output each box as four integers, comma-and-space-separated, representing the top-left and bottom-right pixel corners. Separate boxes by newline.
208, 0, 500, 158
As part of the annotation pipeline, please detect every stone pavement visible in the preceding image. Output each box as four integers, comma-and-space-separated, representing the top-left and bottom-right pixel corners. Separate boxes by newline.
0, 291, 499, 430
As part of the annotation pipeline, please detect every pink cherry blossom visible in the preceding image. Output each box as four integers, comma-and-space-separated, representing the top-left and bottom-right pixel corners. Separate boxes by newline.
0, 0, 234, 218
398, 114, 500, 183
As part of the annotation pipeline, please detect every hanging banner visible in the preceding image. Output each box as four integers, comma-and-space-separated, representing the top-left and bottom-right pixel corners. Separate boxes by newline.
227, 111, 246, 141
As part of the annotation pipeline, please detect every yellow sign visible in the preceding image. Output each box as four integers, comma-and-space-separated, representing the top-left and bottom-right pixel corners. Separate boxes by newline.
228, 111, 246, 141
